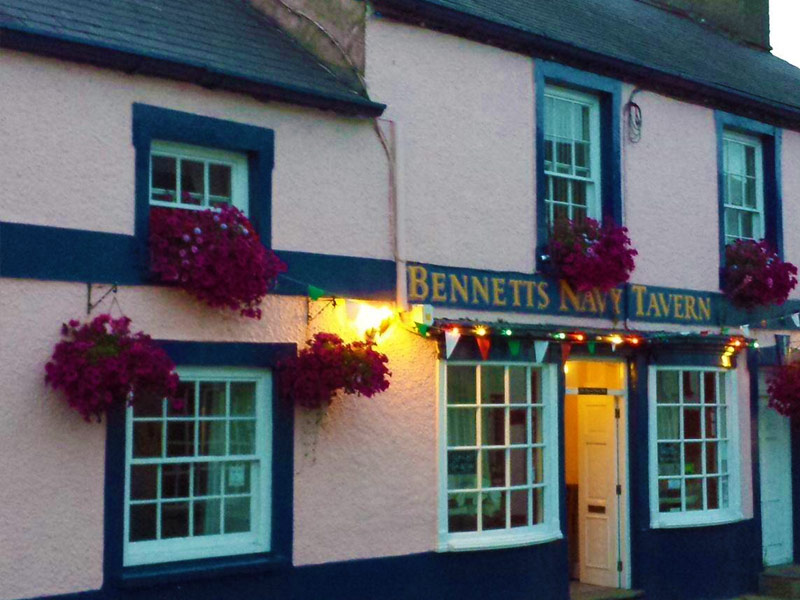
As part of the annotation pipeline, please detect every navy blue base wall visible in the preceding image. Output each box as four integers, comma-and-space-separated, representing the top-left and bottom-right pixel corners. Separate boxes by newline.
631, 520, 760, 600
26, 543, 568, 600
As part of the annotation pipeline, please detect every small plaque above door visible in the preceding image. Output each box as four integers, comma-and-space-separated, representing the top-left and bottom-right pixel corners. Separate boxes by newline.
578, 387, 608, 395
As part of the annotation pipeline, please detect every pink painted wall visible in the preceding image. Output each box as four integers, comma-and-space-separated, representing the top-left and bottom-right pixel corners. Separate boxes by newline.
782, 129, 800, 301
622, 86, 721, 291
0, 278, 438, 598
0, 50, 391, 260
365, 17, 537, 274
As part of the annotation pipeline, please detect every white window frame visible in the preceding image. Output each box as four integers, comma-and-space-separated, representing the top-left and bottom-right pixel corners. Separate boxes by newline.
543, 85, 602, 227
437, 361, 561, 552
722, 130, 764, 244
123, 367, 271, 567
149, 141, 249, 214
648, 366, 743, 529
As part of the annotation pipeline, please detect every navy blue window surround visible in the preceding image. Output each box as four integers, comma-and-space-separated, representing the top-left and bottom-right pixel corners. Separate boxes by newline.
715, 111, 784, 274
103, 341, 295, 587
132, 103, 275, 276
534, 61, 622, 270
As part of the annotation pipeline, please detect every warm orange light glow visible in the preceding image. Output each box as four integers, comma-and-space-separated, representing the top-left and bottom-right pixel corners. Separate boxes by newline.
732, 339, 743, 347
609, 335, 624, 345
628, 336, 641, 346
574, 333, 586, 342
475, 326, 488, 337
450, 327, 461, 335
353, 304, 395, 340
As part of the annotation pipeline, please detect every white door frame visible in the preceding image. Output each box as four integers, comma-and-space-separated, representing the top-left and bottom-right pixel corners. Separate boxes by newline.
566, 359, 631, 589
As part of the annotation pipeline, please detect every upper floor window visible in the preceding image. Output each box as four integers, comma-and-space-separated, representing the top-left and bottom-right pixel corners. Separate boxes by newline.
150, 141, 249, 214
439, 363, 560, 551
722, 131, 764, 244
649, 367, 741, 528
124, 367, 271, 566
543, 86, 601, 228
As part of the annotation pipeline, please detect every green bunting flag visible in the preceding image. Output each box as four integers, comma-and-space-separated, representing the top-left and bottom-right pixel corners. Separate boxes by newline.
308, 285, 326, 301
508, 339, 521, 357
415, 322, 430, 337
588, 341, 596, 355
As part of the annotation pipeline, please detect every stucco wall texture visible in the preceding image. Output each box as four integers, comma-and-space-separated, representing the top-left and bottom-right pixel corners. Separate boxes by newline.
0, 278, 438, 599
0, 50, 391, 261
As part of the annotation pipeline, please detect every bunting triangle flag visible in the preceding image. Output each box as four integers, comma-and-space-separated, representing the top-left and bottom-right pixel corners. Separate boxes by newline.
741, 324, 750, 336
587, 341, 596, 355
476, 337, 491, 361
415, 322, 430, 337
307, 285, 325, 301
444, 329, 461, 359
508, 339, 521, 357
534, 341, 549, 363
561, 342, 572, 363
792, 313, 800, 328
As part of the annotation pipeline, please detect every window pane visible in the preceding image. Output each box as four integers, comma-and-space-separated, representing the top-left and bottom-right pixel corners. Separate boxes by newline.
162, 502, 190, 538
727, 174, 743, 206
180, 159, 204, 205
685, 442, 702, 475
657, 442, 681, 475
707, 477, 720, 510
482, 449, 506, 488
703, 373, 716, 404
532, 448, 544, 484
482, 490, 506, 530
574, 142, 590, 177
209, 164, 232, 201
509, 408, 527, 444
448, 366, 476, 404
230, 420, 255, 454
193, 499, 221, 536
659, 478, 682, 512
531, 407, 543, 444
552, 176, 569, 203
719, 406, 728, 438
169, 382, 195, 417
725, 208, 740, 239
744, 177, 756, 208
532, 488, 545, 524
510, 448, 528, 486
448, 408, 476, 446
683, 372, 700, 403
230, 382, 256, 416
133, 422, 162, 458
705, 408, 718, 438
572, 180, 587, 207
224, 461, 251, 494
166, 421, 194, 457
133, 396, 163, 418
684, 408, 701, 439
481, 366, 505, 404
481, 408, 505, 446
657, 406, 680, 439
151, 155, 176, 203
199, 382, 226, 416
198, 420, 226, 456
224, 497, 250, 533
130, 503, 157, 541
509, 367, 527, 404
685, 479, 703, 511
194, 462, 223, 497
448, 492, 477, 532
745, 145, 756, 176
131, 465, 158, 500
162, 463, 191, 498
448, 450, 477, 489
657, 371, 679, 403
510, 489, 528, 527
742, 212, 754, 238
544, 140, 554, 171
706, 442, 719, 474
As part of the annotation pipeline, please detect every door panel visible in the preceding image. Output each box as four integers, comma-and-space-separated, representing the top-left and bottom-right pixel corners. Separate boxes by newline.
759, 390, 793, 566
579, 395, 619, 587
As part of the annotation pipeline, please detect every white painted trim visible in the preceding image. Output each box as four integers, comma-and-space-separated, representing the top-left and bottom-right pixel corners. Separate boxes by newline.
123, 367, 271, 567
150, 140, 249, 214
648, 367, 742, 529
436, 361, 561, 551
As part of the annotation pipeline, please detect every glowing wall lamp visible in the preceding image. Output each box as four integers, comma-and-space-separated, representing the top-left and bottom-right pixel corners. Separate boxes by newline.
352, 302, 395, 341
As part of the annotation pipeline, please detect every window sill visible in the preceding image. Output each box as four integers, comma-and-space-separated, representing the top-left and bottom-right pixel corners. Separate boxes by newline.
438, 529, 563, 552
650, 511, 745, 530
113, 552, 290, 589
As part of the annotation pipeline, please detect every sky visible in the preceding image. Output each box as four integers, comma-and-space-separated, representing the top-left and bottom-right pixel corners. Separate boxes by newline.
770, 0, 800, 66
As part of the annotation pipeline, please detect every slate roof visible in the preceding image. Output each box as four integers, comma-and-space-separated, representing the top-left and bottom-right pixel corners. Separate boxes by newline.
373, 0, 800, 124
0, 0, 384, 116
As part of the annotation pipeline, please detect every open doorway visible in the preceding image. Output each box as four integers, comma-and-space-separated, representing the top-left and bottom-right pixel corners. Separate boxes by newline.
565, 360, 630, 592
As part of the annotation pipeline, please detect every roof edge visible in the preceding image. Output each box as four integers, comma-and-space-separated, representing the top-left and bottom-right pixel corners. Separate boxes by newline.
371, 0, 800, 130
0, 24, 386, 118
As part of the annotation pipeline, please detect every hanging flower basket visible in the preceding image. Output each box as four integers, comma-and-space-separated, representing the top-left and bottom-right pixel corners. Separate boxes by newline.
547, 217, 637, 292
278, 333, 391, 410
767, 361, 800, 418
150, 206, 287, 319
44, 314, 180, 422
722, 239, 797, 309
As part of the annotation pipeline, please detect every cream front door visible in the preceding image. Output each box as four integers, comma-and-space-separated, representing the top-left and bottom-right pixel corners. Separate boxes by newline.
759, 392, 793, 566
578, 394, 620, 587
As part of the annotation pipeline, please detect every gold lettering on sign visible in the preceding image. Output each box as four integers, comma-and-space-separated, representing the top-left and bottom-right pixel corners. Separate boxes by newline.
509, 280, 524, 307
450, 274, 469, 304
408, 265, 429, 301
609, 289, 623, 315
632, 284, 647, 317
559, 280, 583, 312
431, 272, 447, 302
471, 276, 490, 305
537, 282, 551, 310
492, 277, 507, 306
698, 297, 712, 321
